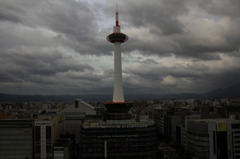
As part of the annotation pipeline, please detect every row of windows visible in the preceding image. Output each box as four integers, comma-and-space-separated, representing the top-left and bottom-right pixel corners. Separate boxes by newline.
0, 155, 32, 159
0, 136, 32, 140
35, 155, 52, 159
81, 141, 156, 148
0, 132, 32, 135
81, 136, 156, 143
0, 151, 32, 154
0, 129, 32, 134
188, 144, 209, 154
35, 126, 51, 141
82, 127, 156, 133
0, 143, 32, 148
82, 151, 154, 157
187, 131, 209, 137
187, 134, 209, 142
35, 144, 52, 154
81, 132, 156, 138
232, 124, 240, 129
82, 146, 154, 153
188, 141, 209, 147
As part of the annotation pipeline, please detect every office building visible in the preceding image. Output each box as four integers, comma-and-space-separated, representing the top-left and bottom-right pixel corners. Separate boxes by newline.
34, 115, 65, 159
58, 99, 96, 143
0, 119, 34, 159
187, 119, 240, 159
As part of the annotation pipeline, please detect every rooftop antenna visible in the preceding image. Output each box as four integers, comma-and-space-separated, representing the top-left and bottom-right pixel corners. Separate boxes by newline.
116, 4, 119, 26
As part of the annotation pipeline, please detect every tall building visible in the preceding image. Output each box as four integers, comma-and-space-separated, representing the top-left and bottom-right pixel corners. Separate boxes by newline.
176, 114, 200, 148
152, 106, 196, 143
187, 119, 240, 159
34, 115, 65, 159
0, 119, 34, 159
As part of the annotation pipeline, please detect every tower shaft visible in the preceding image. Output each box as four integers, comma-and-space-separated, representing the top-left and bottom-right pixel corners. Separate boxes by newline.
113, 42, 124, 102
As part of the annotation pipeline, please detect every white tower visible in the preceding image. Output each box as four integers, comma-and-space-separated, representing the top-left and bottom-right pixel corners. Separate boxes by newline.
107, 8, 128, 102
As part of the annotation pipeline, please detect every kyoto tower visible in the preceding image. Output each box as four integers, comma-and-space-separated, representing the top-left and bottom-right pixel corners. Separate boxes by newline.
105, 7, 132, 118
107, 7, 128, 102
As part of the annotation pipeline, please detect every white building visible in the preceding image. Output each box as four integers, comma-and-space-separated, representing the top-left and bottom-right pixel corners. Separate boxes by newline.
34, 116, 65, 159
187, 119, 240, 159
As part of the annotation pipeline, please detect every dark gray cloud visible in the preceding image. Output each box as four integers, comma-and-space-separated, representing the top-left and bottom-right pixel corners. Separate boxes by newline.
0, 1, 25, 23
105, 0, 187, 35
197, 0, 240, 18
104, 0, 240, 60
0, 0, 240, 96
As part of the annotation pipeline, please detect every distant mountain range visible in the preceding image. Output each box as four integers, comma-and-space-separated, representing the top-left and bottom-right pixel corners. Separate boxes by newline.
0, 83, 240, 102
202, 83, 240, 99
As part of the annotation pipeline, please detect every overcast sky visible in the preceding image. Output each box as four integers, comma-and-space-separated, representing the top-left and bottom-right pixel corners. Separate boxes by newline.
0, 0, 240, 96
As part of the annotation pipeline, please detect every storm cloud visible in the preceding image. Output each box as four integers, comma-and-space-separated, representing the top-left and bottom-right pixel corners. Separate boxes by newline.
0, 0, 240, 97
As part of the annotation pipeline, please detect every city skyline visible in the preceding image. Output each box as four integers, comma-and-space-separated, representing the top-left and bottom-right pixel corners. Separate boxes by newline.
0, 0, 240, 96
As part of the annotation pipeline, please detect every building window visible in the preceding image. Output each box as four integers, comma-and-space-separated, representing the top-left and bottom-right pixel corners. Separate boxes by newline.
35, 145, 40, 154
232, 124, 240, 129
35, 126, 40, 141
46, 144, 51, 153
46, 126, 51, 140
75, 101, 78, 108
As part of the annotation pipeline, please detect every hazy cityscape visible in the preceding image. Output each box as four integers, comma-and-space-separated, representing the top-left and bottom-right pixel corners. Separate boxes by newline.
1, 0, 240, 159
1, 98, 240, 158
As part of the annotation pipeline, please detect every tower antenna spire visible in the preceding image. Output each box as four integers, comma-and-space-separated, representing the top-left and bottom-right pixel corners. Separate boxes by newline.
115, 4, 119, 26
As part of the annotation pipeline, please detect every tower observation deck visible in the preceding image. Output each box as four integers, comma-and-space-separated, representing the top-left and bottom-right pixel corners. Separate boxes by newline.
106, 7, 128, 44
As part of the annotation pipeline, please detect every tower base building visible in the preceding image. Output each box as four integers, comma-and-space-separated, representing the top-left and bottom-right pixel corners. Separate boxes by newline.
80, 119, 157, 159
